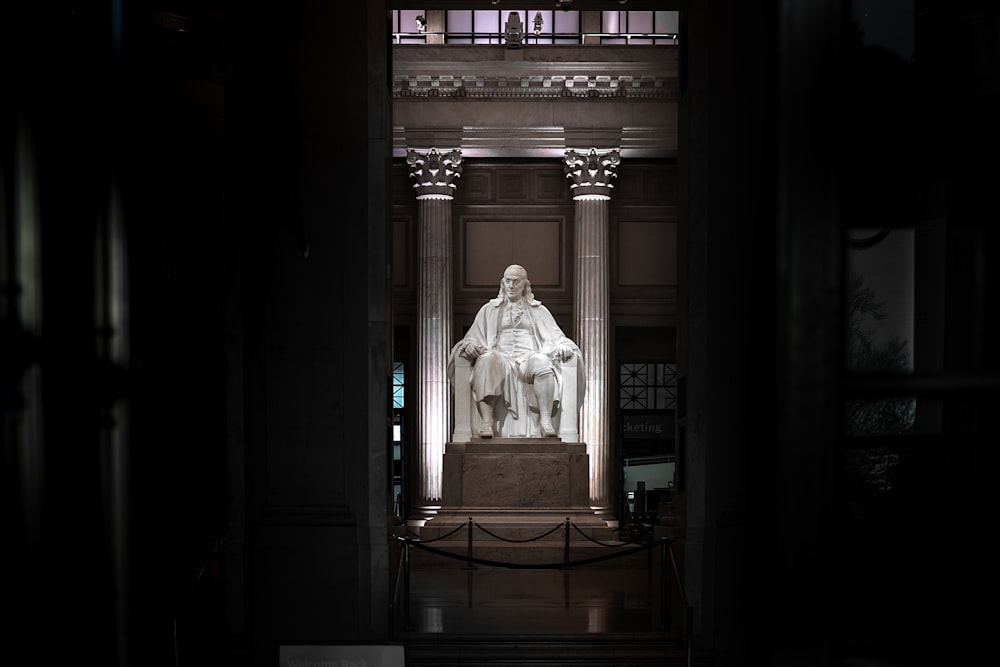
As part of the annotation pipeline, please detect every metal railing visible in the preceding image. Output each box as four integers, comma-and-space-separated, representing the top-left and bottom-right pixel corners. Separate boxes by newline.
390, 517, 691, 662
392, 31, 679, 45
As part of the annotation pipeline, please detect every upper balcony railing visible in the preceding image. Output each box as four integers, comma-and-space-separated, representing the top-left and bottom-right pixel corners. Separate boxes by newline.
393, 31, 679, 45
391, 8, 680, 45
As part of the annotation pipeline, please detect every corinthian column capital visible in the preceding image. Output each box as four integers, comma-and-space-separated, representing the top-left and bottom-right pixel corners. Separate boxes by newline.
406, 148, 463, 199
563, 148, 621, 200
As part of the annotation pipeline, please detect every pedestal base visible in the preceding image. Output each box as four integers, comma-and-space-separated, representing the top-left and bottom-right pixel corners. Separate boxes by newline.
411, 440, 618, 565
442, 440, 590, 509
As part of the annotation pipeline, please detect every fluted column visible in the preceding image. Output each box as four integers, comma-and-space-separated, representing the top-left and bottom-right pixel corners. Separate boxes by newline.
565, 148, 620, 520
406, 148, 463, 524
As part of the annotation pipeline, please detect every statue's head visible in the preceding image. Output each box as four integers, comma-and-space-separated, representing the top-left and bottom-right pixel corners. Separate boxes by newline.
498, 264, 535, 303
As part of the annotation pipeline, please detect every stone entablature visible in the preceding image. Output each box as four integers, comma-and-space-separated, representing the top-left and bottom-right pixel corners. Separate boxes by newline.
392, 45, 678, 159
395, 74, 674, 99
393, 44, 680, 67
393, 45, 679, 101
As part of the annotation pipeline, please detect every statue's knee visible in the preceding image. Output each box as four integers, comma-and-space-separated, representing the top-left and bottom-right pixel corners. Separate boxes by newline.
472, 351, 504, 381
529, 352, 552, 367
532, 367, 555, 383
476, 350, 501, 369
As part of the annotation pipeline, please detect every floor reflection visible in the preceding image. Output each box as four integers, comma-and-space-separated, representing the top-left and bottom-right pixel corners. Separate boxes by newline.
403, 554, 668, 636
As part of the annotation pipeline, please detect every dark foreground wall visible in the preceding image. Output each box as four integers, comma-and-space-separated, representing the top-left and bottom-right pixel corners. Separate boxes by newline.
4, 2, 391, 665
234, 1, 392, 662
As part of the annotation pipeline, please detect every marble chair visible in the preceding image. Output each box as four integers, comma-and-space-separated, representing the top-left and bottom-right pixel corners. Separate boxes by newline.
450, 355, 580, 442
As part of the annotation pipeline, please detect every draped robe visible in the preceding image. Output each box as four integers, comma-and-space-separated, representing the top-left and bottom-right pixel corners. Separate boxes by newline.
447, 296, 586, 437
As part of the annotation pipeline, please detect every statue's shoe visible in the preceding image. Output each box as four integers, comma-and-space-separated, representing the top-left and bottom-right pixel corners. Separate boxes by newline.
540, 420, 557, 437
478, 422, 493, 438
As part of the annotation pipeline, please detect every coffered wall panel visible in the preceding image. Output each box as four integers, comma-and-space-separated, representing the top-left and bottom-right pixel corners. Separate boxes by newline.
462, 218, 563, 287
461, 170, 493, 202
450, 162, 574, 321
392, 214, 414, 289
609, 162, 677, 325
536, 170, 569, 201
390, 163, 417, 321
453, 212, 571, 323
618, 220, 677, 286
496, 172, 530, 202
391, 160, 676, 327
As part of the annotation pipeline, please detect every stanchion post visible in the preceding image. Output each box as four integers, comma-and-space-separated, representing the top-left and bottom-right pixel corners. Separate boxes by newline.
659, 539, 669, 632
666, 539, 692, 661
403, 540, 410, 631
467, 516, 473, 561
564, 517, 570, 565
685, 604, 693, 666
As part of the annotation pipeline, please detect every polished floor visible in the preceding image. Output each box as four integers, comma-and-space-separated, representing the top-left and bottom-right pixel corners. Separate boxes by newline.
396, 548, 677, 637
393, 547, 696, 666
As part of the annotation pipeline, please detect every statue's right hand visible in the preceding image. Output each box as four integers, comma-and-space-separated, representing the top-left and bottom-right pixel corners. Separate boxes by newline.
459, 342, 482, 361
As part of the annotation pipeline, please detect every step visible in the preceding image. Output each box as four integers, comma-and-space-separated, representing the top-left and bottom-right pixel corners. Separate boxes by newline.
406, 539, 660, 568
417, 522, 622, 543
400, 635, 708, 667
408, 511, 622, 542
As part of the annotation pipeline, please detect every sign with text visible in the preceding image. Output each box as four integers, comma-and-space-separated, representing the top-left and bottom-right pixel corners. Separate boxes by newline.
279, 644, 405, 667
622, 413, 674, 439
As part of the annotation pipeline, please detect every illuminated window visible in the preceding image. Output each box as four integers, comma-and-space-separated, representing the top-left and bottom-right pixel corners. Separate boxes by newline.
392, 361, 404, 409
392, 9, 428, 44
602, 10, 679, 44
392, 361, 405, 518
619, 363, 677, 410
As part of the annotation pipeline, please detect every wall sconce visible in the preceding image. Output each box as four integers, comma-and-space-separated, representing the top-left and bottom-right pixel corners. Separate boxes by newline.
415, 14, 426, 32
533, 12, 543, 36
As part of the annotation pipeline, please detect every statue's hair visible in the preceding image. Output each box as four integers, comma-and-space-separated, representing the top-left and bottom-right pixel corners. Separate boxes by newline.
496, 264, 535, 302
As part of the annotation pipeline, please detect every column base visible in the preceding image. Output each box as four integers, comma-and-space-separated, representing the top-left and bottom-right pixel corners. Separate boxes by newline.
408, 503, 441, 528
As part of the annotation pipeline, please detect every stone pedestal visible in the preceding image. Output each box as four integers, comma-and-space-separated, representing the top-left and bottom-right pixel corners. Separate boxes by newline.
412, 441, 616, 565
442, 440, 590, 510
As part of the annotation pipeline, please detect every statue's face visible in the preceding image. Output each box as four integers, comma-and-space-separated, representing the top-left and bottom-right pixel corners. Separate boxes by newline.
502, 268, 526, 301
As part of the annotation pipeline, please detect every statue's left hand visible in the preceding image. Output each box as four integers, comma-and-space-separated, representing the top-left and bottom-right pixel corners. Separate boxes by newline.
551, 344, 576, 363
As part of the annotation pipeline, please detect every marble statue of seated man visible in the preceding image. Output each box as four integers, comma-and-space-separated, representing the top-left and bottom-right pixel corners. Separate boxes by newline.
447, 264, 585, 439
